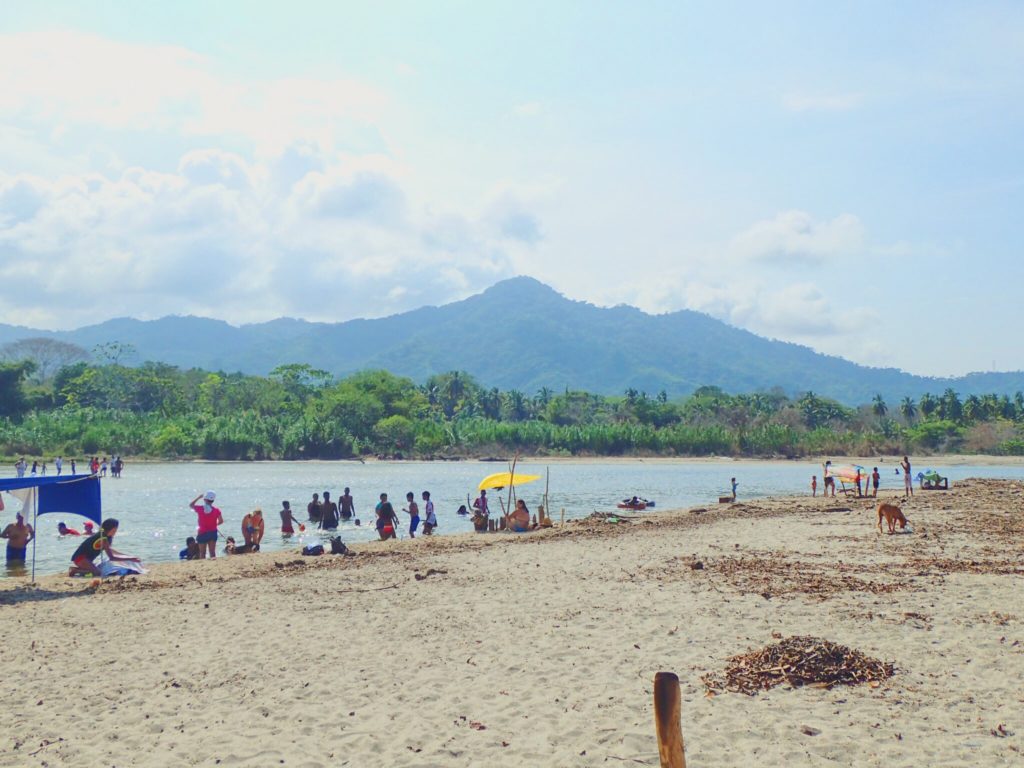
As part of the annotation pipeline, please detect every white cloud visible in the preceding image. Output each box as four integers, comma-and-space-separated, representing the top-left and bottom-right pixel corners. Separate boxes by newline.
729, 210, 865, 266
0, 30, 541, 328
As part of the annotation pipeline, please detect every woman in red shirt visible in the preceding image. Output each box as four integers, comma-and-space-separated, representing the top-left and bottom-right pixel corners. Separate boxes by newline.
188, 490, 223, 559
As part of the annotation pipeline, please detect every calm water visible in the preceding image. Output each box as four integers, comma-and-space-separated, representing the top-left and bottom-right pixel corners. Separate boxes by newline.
5, 459, 1024, 578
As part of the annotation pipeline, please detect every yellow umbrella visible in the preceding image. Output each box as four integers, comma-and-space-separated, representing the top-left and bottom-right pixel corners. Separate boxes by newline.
478, 472, 541, 491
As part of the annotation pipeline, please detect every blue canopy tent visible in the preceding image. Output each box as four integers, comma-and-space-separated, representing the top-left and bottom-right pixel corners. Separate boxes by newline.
0, 475, 102, 581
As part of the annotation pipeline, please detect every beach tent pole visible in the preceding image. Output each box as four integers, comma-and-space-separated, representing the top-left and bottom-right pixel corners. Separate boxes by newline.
653, 671, 686, 767
31, 487, 38, 584
544, 467, 550, 523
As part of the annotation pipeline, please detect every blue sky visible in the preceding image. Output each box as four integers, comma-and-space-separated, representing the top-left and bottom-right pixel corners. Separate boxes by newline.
0, 1, 1021, 376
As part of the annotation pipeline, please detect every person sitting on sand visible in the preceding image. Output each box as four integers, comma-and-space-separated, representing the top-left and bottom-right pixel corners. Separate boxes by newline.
507, 499, 531, 533
179, 536, 200, 560
69, 518, 140, 576
242, 508, 265, 548
375, 494, 399, 541
57, 521, 81, 536
225, 536, 259, 555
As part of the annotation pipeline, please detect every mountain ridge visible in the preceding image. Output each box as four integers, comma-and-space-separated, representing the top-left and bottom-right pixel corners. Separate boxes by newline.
1, 276, 1021, 404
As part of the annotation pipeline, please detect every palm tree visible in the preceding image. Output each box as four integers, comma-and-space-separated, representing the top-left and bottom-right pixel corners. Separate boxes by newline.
899, 396, 916, 422
919, 392, 937, 419
871, 394, 887, 418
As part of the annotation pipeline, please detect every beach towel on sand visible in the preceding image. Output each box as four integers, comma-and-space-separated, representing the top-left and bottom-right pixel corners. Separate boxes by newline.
99, 560, 147, 578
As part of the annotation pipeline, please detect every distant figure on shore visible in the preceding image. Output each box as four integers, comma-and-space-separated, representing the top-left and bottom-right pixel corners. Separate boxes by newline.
319, 491, 339, 531
422, 491, 436, 535
280, 501, 301, 535
508, 499, 531, 532
307, 493, 322, 524
189, 491, 222, 559
179, 536, 200, 560
854, 468, 863, 498
901, 456, 913, 497
2, 513, 34, 564
55, 456, 63, 475
375, 493, 399, 540
340, 487, 355, 521
71, 459, 76, 474
41, 462, 47, 475
100, 457, 108, 477
731, 478, 738, 501
872, 467, 880, 497
242, 509, 265, 548
30, 461, 38, 476
811, 475, 817, 497
69, 518, 140, 576
57, 522, 81, 536
823, 461, 836, 497
404, 492, 419, 538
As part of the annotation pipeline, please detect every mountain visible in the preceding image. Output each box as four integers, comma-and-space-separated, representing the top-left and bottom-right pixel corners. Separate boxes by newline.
2, 277, 1022, 404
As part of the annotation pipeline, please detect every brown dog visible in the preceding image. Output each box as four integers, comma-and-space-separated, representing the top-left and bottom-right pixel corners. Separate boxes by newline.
877, 502, 908, 534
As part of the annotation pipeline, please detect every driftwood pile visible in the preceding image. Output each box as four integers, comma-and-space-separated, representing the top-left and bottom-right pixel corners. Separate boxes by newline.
702, 635, 894, 695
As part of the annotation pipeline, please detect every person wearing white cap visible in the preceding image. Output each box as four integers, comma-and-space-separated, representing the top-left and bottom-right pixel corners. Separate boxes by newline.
187, 490, 223, 559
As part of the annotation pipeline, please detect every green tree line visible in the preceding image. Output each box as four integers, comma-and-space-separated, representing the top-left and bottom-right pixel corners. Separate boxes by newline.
2, 349, 1023, 460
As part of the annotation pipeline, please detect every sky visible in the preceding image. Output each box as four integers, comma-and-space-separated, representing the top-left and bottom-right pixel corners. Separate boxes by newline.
0, 1, 1021, 377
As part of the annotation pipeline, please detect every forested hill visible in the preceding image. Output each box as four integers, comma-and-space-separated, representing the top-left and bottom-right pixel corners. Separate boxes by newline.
1, 277, 1022, 404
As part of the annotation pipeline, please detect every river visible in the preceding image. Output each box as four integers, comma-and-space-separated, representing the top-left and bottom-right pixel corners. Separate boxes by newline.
5, 458, 1023, 578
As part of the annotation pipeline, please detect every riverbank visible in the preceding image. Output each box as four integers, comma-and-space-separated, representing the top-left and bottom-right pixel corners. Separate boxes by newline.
1, 480, 1021, 766
6, 452, 1024, 466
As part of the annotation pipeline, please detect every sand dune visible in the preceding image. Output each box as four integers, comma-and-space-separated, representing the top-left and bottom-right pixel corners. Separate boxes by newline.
1, 480, 1021, 766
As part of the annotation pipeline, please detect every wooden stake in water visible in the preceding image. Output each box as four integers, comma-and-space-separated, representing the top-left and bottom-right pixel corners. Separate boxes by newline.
653, 672, 686, 768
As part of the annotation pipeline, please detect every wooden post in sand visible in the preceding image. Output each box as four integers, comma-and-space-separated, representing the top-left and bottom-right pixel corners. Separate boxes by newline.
653, 672, 686, 768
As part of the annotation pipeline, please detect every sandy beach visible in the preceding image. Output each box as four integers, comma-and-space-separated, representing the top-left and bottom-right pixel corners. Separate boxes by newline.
1, 480, 1021, 767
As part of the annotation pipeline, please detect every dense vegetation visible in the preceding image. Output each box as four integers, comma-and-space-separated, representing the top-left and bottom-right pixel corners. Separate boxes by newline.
2, 350, 1023, 460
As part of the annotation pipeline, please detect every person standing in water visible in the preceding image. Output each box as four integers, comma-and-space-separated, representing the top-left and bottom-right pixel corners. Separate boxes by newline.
319, 491, 339, 530
421, 491, 436, 535
473, 489, 490, 520
404, 492, 420, 538
375, 493, 399, 540
2, 513, 34, 565
339, 488, 355, 521
188, 491, 223, 559
280, 501, 301, 535
241, 508, 265, 549
307, 493, 321, 525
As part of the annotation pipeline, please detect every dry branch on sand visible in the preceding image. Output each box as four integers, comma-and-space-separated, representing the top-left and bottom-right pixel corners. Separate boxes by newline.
702, 635, 895, 695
